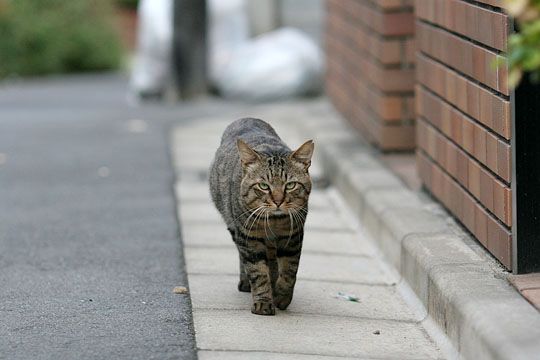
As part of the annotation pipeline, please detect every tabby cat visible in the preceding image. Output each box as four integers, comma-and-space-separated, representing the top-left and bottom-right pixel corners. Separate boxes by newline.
209, 118, 314, 316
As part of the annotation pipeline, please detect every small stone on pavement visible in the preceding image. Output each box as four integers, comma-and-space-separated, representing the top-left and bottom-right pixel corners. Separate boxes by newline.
173, 286, 189, 294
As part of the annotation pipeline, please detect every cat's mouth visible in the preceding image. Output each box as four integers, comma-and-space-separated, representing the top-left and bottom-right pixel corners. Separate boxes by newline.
270, 208, 287, 217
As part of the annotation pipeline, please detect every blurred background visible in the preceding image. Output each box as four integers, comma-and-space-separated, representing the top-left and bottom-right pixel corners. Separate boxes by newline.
0, 0, 324, 102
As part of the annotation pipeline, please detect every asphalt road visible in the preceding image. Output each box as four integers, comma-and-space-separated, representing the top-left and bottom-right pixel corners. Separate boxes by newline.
0, 74, 244, 360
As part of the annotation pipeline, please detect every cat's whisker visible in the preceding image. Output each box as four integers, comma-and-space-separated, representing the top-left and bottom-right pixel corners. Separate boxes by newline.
243, 206, 265, 243
263, 210, 270, 241
287, 209, 294, 243
266, 209, 278, 238
247, 206, 267, 238
234, 206, 261, 225
285, 208, 304, 249
290, 208, 305, 232
295, 210, 307, 222
292, 205, 308, 215
284, 209, 295, 249
242, 206, 265, 230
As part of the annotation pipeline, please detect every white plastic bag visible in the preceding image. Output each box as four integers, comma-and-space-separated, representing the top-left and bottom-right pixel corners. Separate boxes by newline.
208, 0, 250, 85
214, 27, 323, 101
130, 0, 173, 96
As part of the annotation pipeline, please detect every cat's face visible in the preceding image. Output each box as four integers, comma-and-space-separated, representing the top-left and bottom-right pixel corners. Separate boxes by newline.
237, 139, 314, 216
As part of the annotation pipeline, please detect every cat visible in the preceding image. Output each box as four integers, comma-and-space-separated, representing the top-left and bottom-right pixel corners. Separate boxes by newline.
209, 118, 314, 315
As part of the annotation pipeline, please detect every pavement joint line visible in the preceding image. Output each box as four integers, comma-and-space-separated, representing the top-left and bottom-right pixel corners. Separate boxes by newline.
187, 272, 396, 288
192, 307, 420, 324
396, 279, 458, 360
183, 244, 375, 258
180, 221, 355, 233
184, 272, 395, 287
196, 349, 388, 359
195, 348, 422, 360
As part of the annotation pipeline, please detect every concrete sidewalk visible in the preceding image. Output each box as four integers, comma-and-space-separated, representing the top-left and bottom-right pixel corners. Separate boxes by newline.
171, 113, 451, 359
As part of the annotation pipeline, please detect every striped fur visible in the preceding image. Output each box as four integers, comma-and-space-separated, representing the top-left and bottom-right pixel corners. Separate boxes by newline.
209, 118, 313, 315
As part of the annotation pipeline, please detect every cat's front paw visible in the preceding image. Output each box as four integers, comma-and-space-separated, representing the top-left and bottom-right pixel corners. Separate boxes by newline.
251, 301, 275, 316
274, 293, 293, 310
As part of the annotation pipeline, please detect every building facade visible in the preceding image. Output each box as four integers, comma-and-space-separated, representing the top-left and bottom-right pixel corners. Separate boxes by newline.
325, 0, 539, 273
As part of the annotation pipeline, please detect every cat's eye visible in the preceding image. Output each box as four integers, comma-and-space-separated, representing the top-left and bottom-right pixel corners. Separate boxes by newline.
258, 182, 270, 190
285, 182, 297, 191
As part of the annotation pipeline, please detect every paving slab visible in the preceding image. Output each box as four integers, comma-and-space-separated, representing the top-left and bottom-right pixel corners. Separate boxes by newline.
188, 274, 420, 321
182, 224, 373, 257
185, 247, 394, 285
175, 181, 335, 208
175, 182, 212, 202
181, 223, 232, 248
303, 210, 354, 232
305, 190, 338, 210
177, 198, 349, 230
301, 231, 377, 257
193, 309, 440, 359
198, 351, 360, 360
179, 202, 222, 224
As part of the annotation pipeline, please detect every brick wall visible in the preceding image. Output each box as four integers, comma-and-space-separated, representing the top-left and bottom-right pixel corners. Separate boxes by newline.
325, 0, 416, 150
415, 0, 512, 269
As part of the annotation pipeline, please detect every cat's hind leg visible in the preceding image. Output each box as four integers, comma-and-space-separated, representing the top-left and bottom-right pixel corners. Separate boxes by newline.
237, 254, 251, 292
230, 228, 251, 292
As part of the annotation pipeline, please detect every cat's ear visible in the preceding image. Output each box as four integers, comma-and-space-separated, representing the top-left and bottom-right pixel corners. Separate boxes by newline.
237, 139, 261, 167
290, 140, 314, 168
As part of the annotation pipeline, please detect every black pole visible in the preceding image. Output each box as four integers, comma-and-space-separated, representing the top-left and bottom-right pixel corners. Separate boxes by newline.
172, 0, 207, 99
512, 75, 540, 273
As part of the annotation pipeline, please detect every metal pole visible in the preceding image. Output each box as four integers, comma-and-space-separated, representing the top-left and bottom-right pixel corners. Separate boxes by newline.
172, 0, 207, 99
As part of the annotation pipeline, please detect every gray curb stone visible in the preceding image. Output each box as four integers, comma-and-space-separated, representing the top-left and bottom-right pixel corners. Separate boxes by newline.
287, 101, 540, 360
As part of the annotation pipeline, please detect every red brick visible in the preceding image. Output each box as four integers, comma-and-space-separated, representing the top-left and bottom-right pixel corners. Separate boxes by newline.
468, 160, 481, 199
416, 53, 511, 140
382, 12, 415, 36
415, 85, 509, 183
475, 206, 489, 247
416, 22, 508, 95
418, 151, 512, 269
479, 168, 494, 211
416, 0, 507, 51
473, 125, 487, 164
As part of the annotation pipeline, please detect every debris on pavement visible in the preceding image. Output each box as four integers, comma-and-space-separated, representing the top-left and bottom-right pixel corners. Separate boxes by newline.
334, 292, 360, 302
173, 286, 189, 294
373, 330, 381, 335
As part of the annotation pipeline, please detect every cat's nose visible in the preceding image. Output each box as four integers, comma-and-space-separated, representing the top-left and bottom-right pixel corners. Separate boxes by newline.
271, 191, 284, 207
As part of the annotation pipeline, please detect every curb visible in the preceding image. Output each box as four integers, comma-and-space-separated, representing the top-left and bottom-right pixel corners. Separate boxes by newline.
288, 101, 540, 360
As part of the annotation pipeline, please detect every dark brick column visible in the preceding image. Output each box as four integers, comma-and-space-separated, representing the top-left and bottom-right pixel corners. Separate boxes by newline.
173, 0, 207, 99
